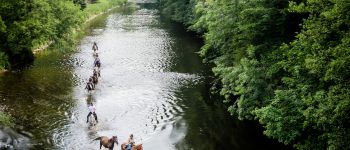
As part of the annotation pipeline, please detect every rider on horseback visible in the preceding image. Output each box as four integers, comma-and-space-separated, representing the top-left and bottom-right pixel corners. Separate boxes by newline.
94, 55, 101, 68
125, 134, 135, 150
85, 78, 94, 91
87, 103, 98, 123
92, 42, 98, 52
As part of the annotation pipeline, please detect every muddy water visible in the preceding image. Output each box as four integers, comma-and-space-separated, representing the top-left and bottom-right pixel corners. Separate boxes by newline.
0, 2, 290, 150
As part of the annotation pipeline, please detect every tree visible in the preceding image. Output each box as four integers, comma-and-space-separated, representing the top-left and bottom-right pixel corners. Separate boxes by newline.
73, 0, 87, 9
256, 1, 350, 149
0, 0, 85, 69
158, 0, 350, 149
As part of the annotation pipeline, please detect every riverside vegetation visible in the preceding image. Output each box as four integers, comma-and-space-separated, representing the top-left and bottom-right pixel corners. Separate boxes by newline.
159, 0, 350, 149
0, 0, 127, 70
0, 112, 14, 127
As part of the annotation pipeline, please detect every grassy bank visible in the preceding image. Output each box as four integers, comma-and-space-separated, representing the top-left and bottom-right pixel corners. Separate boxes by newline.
85, 0, 127, 16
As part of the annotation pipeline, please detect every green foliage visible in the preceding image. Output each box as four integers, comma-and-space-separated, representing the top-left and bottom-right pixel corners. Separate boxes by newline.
256, 1, 350, 149
0, 16, 7, 69
191, 0, 301, 120
0, 16, 5, 32
0, 52, 9, 70
73, 0, 87, 9
50, 1, 85, 39
84, 0, 127, 16
0, 112, 14, 127
0, 0, 78, 68
161, 0, 350, 149
159, 0, 196, 26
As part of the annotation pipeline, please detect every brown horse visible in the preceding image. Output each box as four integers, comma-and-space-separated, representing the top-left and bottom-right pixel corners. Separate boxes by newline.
94, 136, 119, 150
121, 142, 143, 150
92, 74, 98, 84
93, 68, 101, 77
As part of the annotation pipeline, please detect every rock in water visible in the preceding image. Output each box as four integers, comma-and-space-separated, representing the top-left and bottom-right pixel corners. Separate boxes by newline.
0, 126, 31, 150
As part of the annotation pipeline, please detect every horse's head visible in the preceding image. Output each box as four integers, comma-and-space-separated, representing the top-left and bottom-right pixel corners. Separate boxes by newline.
112, 136, 118, 145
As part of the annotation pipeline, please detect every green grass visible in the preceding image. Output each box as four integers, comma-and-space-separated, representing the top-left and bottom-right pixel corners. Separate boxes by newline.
0, 112, 14, 127
84, 0, 127, 16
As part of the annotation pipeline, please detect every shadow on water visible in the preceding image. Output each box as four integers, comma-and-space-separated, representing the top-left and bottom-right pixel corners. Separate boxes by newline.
157, 17, 206, 74
169, 78, 293, 150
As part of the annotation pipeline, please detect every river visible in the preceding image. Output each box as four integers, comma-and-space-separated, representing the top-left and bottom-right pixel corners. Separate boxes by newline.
0, 2, 290, 150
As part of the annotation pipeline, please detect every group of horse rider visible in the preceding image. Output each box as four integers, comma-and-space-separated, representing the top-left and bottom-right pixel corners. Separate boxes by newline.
85, 42, 100, 123
84, 42, 141, 150
85, 42, 101, 92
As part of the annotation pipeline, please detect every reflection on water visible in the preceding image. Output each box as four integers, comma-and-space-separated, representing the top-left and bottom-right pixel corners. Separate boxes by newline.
0, 2, 291, 150
0, 52, 75, 149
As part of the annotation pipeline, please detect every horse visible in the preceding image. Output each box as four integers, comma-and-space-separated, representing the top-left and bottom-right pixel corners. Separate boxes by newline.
92, 42, 98, 52
121, 142, 143, 150
87, 113, 97, 126
93, 51, 98, 57
85, 81, 94, 92
92, 74, 98, 84
93, 68, 101, 77
93, 136, 118, 150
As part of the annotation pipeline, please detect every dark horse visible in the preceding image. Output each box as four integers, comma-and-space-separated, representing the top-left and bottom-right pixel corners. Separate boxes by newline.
94, 136, 118, 150
92, 74, 98, 84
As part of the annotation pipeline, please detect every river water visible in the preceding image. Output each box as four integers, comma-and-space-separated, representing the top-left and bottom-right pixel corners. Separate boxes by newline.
0, 2, 290, 150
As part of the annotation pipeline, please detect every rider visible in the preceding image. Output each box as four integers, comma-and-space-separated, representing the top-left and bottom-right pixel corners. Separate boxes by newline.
87, 103, 98, 123
125, 134, 135, 150
92, 42, 98, 52
94, 55, 101, 68
85, 78, 94, 90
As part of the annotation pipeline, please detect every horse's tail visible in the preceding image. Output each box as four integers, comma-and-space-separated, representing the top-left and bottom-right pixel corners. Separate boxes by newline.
93, 137, 101, 141
135, 144, 143, 150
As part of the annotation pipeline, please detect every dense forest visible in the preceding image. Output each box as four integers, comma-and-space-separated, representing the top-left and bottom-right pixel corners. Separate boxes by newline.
159, 0, 350, 149
0, 0, 125, 70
